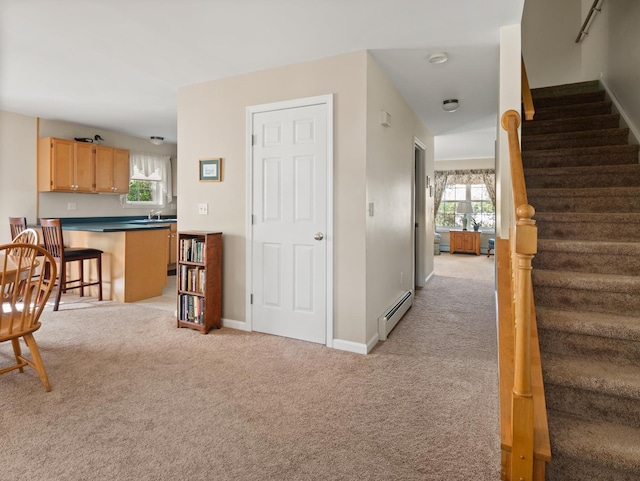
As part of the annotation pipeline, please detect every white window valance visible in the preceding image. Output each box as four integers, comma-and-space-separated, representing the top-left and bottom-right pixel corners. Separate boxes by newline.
130, 151, 173, 203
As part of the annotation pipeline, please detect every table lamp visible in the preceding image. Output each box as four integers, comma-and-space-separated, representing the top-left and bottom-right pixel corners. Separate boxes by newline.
456, 201, 473, 230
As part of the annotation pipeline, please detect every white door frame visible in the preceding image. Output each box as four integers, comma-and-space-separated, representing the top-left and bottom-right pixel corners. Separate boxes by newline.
413, 137, 427, 288
245, 94, 334, 347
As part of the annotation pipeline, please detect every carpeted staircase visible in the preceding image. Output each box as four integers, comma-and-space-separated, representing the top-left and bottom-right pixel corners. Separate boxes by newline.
522, 80, 640, 481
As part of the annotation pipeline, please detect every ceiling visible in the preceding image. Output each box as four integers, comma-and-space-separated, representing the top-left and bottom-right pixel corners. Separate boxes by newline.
0, 0, 523, 161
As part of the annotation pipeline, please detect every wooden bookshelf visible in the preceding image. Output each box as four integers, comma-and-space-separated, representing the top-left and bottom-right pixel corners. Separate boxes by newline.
176, 231, 222, 334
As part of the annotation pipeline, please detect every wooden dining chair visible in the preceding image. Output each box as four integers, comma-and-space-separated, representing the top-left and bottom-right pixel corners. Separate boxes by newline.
0, 243, 57, 391
11, 228, 39, 246
8, 217, 27, 240
40, 218, 103, 311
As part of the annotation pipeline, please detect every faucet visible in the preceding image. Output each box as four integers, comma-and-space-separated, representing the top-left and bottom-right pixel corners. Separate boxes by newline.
148, 210, 163, 220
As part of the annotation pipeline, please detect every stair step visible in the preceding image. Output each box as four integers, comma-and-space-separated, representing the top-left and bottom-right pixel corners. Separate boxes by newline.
543, 355, 640, 428
522, 113, 620, 136
535, 212, 640, 242
529, 89, 606, 109
534, 239, 640, 275
532, 101, 613, 121
528, 186, 640, 213
522, 144, 639, 168
531, 80, 602, 99
525, 164, 640, 189
543, 354, 640, 401
546, 411, 640, 479
522, 128, 629, 151
532, 269, 640, 315
537, 307, 640, 368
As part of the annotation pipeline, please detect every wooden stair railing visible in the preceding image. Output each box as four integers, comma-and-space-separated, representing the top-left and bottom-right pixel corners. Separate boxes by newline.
497, 109, 551, 481
521, 57, 535, 121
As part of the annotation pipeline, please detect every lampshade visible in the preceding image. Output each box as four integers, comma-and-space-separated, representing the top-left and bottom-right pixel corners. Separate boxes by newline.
150, 136, 164, 146
456, 201, 473, 214
442, 99, 459, 112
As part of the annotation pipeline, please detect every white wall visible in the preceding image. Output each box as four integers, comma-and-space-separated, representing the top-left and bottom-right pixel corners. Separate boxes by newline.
0, 111, 38, 243
435, 158, 495, 171
604, 0, 640, 143
522, 0, 582, 88
177, 51, 369, 344
497, 24, 523, 239
38, 118, 177, 219
364, 53, 433, 348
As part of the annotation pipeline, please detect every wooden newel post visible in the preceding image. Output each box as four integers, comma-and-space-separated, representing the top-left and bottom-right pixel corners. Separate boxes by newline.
511, 203, 537, 481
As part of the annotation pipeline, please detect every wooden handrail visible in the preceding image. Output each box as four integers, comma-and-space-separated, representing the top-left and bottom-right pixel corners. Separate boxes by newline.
498, 109, 549, 480
576, 0, 604, 43
521, 58, 535, 121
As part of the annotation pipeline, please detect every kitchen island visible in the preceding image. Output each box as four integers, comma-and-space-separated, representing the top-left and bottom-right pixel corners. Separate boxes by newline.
50, 217, 176, 303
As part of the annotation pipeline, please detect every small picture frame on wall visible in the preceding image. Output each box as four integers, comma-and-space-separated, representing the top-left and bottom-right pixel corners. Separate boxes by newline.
199, 158, 223, 182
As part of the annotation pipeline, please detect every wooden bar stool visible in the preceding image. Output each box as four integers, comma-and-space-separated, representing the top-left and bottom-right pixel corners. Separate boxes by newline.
8, 217, 27, 240
40, 219, 103, 311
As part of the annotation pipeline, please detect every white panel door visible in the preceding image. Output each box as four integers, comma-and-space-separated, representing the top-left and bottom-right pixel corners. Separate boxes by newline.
251, 103, 327, 344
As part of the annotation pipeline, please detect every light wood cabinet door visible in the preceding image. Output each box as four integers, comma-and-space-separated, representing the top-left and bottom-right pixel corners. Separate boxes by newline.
74, 142, 95, 192
49, 138, 75, 191
112, 148, 130, 193
94, 146, 114, 192
169, 224, 177, 266
95, 146, 130, 193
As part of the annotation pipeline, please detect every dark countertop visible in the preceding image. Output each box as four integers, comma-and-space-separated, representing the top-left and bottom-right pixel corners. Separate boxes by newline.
35, 216, 177, 233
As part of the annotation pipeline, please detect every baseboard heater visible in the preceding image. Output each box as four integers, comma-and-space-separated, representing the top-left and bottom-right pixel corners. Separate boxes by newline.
378, 290, 413, 341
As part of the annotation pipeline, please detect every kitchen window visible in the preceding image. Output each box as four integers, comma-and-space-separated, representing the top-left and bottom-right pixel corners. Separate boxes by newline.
124, 152, 172, 207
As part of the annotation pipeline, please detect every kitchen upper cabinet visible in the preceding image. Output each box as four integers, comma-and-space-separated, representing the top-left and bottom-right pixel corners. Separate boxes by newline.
38, 137, 129, 194
38, 137, 94, 192
95, 146, 130, 193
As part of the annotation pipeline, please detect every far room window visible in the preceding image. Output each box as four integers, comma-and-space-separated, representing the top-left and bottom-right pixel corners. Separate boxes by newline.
436, 183, 495, 229
434, 169, 496, 230
124, 152, 172, 207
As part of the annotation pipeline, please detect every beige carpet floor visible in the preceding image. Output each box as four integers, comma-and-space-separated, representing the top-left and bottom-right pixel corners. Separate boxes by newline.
1, 255, 498, 481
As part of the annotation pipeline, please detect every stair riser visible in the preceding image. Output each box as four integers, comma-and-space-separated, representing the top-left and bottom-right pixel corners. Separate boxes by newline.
531, 90, 605, 108
537, 221, 640, 242
533, 102, 612, 121
533, 251, 640, 276
523, 148, 639, 168
531, 81, 601, 100
533, 286, 640, 316
540, 330, 640, 368
526, 170, 640, 189
523, 131, 628, 151
529, 193, 640, 213
523, 115, 619, 136
545, 384, 640, 430
546, 450, 640, 481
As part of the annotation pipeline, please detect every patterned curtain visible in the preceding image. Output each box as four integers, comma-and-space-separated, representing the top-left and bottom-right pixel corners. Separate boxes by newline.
433, 171, 449, 218
434, 169, 496, 218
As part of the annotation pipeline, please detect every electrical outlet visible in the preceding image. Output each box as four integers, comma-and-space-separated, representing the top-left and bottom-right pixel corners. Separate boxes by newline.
198, 203, 208, 215
67, 202, 77, 210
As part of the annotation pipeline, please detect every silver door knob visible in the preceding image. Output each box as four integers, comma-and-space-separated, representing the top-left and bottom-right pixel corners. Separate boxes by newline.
314, 232, 324, 241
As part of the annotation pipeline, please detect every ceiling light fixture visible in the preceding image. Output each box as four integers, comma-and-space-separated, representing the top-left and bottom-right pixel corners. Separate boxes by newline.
428, 52, 448, 64
442, 99, 459, 112
150, 136, 164, 146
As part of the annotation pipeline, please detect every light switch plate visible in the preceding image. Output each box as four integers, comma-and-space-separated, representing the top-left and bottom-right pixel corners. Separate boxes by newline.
198, 203, 208, 215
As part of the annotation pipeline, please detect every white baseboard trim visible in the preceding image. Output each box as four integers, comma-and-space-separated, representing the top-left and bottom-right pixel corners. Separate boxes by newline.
425, 269, 435, 284
601, 77, 640, 148
222, 318, 250, 331
332, 338, 369, 355
367, 333, 380, 353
